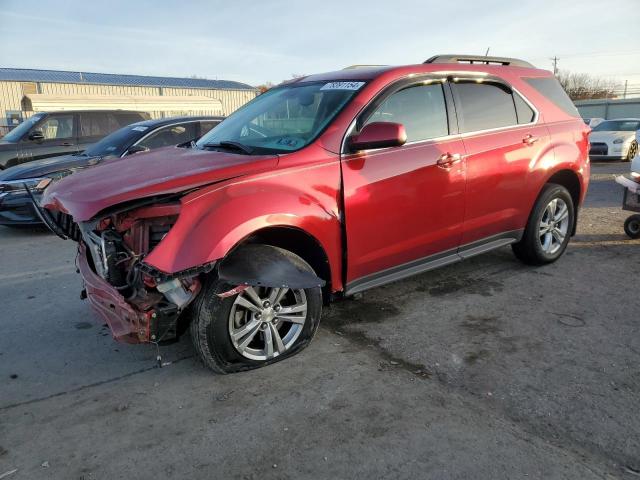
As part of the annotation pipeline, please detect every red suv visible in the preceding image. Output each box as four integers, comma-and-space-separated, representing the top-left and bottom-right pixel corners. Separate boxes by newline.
38, 55, 590, 373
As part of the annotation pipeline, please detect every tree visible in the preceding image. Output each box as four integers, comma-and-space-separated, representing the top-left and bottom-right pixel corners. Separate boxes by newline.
556, 71, 621, 101
256, 81, 275, 94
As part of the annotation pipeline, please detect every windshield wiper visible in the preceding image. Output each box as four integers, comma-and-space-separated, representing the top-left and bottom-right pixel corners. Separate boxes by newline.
202, 141, 254, 155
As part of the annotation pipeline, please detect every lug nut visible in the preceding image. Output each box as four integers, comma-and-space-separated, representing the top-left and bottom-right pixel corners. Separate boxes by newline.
274, 304, 281, 312
255, 312, 262, 320
263, 301, 271, 308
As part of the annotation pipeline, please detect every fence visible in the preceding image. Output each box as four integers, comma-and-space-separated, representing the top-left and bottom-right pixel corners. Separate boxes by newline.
575, 98, 640, 120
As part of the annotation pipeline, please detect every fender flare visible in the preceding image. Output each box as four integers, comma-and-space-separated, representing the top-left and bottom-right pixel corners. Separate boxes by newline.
218, 244, 325, 289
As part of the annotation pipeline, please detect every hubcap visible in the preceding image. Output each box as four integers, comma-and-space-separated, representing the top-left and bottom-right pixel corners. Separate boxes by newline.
539, 198, 570, 255
228, 286, 307, 361
629, 142, 638, 159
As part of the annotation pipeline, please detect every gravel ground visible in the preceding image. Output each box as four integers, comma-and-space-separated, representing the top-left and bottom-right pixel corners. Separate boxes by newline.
0, 161, 638, 479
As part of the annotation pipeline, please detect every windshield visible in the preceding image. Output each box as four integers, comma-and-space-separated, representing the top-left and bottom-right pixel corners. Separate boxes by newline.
2, 113, 46, 142
593, 120, 640, 132
82, 124, 148, 157
196, 81, 365, 154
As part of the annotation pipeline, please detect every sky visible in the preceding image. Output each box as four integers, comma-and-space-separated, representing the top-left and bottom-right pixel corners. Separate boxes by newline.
1, 0, 640, 89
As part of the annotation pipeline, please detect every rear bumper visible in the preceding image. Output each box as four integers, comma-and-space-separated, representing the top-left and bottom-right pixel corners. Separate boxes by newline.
77, 243, 151, 344
0, 191, 41, 225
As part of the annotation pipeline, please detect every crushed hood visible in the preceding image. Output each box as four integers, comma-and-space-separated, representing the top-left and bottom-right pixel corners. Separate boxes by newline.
41, 145, 279, 221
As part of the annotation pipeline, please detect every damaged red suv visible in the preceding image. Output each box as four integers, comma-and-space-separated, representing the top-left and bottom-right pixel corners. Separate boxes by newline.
36, 55, 590, 373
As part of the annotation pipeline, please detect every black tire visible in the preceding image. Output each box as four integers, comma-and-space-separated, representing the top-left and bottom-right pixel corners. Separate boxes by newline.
512, 183, 575, 265
190, 247, 322, 374
626, 141, 638, 162
624, 214, 640, 239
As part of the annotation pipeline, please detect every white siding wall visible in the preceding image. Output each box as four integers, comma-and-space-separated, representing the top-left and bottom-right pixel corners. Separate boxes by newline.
0, 80, 257, 125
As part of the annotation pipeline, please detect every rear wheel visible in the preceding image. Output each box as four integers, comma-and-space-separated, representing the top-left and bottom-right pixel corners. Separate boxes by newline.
512, 183, 575, 265
624, 214, 640, 239
190, 248, 322, 374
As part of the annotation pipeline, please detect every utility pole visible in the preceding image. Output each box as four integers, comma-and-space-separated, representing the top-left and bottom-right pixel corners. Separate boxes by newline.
623, 80, 628, 99
550, 56, 559, 75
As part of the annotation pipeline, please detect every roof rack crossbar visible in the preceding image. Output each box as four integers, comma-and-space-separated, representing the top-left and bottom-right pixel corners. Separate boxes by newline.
424, 55, 534, 68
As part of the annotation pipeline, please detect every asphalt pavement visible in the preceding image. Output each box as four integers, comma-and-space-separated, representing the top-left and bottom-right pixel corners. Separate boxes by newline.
0, 162, 638, 479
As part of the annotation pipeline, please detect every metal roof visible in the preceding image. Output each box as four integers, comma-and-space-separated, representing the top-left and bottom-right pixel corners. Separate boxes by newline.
0, 68, 256, 91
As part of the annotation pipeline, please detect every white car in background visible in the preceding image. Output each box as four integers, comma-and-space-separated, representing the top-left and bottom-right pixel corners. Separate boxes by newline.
583, 117, 604, 128
589, 118, 640, 161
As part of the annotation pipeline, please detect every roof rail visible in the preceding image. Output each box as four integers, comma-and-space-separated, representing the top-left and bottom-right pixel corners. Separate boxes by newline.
424, 54, 534, 68
342, 64, 388, 70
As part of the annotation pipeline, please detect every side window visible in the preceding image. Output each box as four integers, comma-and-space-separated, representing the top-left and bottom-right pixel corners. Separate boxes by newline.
514, 92, 535, 124
200, 120, 221, 137
115, 113, 146, 127
523, 77, 580, 118
36, 114, 75, 140
363, 83, 448, 142
452, 82, 518, 133
137, 123, 198, 150
80, 113, 113, 138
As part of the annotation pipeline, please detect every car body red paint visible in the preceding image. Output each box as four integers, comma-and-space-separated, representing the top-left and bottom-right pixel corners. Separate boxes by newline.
41, 59, 590, 348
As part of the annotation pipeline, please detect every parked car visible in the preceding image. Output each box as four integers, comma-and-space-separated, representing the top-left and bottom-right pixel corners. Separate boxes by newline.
588, 118, 640, 161
0, 116, 223, 227
37, 55, 589, 374
582, 117, 604, 128
0, 110, 150, 169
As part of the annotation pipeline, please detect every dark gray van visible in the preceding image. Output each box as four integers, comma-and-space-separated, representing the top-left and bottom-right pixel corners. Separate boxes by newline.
0, 110, 149, 169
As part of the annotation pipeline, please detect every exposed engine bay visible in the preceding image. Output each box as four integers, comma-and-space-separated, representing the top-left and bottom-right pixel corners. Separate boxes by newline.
70, 201, 211, 343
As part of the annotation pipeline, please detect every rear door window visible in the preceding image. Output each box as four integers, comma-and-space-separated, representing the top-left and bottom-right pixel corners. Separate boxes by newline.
79, 113, 121, 139
363, 83, 449, 142
514, 92, 536, 124
115, 112, 147, 127
451, 82, 518, 133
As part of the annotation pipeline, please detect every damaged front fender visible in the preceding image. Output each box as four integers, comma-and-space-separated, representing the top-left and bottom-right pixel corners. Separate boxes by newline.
218, 244, 325, 289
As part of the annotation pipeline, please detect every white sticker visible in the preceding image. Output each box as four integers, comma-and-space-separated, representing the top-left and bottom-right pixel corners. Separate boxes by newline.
132, 126, 149, 132
320, 81, 365, 91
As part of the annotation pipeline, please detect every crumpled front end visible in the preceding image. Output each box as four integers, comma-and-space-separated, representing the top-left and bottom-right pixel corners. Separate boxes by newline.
53, 200, 212, 343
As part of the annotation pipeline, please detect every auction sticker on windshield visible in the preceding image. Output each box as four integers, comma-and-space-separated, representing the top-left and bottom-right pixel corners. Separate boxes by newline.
320, 81, 365, 91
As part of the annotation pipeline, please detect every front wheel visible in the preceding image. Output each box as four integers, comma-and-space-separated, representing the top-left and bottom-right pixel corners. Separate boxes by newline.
624, 214, 640, 239
512, 183, 575, 265
626, 141, 638, 161
190, 248, 322, 374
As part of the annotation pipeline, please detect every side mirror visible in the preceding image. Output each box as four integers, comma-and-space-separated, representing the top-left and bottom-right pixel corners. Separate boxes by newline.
348, 122, 407, 151
126, 145, 150, 155
28, 130, 45, 142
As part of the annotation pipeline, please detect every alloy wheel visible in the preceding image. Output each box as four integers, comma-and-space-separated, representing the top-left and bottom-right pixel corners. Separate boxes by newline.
228, 286, 308, 361
539, 198, 570, 255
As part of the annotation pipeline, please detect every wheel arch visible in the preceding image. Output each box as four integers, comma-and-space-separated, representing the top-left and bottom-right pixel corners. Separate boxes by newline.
543, 168, 582, 235
229, 225, 334, 301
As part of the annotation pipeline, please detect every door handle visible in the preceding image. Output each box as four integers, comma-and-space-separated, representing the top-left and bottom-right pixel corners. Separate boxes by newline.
437, 153, 462, 169
522, 134, 539, 146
